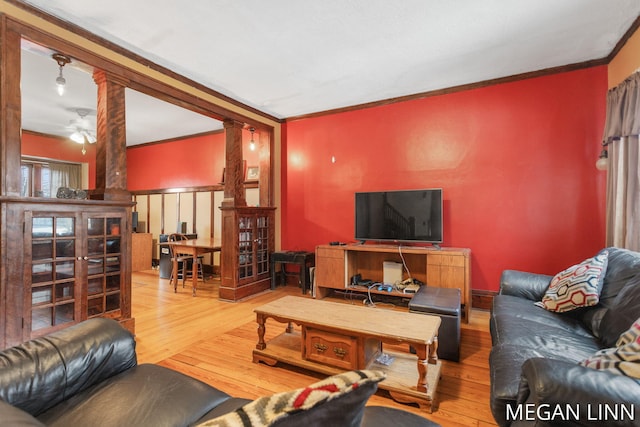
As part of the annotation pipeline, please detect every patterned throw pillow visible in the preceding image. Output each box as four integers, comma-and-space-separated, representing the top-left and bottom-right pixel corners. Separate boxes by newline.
535, 250, 609, 313
579, 317, 640, 379
197, 370, 386, 427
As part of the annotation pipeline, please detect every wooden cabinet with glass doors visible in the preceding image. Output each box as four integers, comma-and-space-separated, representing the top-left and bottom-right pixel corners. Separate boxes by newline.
0, 200, 133, 348
220, 206, 275, 301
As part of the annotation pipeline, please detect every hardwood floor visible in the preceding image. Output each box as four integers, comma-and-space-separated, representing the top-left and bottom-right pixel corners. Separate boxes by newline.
132, 270, 498, 427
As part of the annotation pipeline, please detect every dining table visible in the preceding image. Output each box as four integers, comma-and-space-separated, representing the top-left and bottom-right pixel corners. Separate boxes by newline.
167, 237, 221, 296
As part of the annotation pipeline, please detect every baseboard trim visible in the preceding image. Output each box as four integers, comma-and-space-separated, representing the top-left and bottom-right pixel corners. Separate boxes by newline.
471, 290, 497, 311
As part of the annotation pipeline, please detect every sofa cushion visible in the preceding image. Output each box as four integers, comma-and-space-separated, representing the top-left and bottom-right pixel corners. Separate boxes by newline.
491, 294, 597, 349
599, 248, 640, 303
196, 370, 385, 427
598, 273, 640, 348
535, 250, 608, 313
584, 248, 640, 340
580, 317, 640, 379
36, 364, 232, 427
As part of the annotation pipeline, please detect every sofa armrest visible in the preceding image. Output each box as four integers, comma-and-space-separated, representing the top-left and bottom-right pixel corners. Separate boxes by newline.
515, 358, 640, 426
0, 318, 137, 416
499, 270, 552, 301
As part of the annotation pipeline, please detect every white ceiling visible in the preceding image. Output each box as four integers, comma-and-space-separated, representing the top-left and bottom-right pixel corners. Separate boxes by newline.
19, 0, 640, 146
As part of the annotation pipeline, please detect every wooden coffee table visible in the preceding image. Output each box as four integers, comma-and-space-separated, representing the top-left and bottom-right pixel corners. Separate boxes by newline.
252, 296, 442, 412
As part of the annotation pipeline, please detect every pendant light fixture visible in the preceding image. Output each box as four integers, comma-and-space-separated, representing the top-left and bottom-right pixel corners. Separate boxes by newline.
52, 53, 71, 96
249, 127, 256, 151
595, 144, 608, 170
69, 108, 96, 155
596, 137, 618, 171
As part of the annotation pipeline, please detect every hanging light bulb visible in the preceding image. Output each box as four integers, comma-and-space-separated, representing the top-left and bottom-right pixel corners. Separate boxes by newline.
52, 53, 71, 96
70, 131, 84, 144
596, 147, 608, 170
595, 138, 617, 171
56, 72, 65, 96
68, 109, 96, 154
249, 127, 256, 151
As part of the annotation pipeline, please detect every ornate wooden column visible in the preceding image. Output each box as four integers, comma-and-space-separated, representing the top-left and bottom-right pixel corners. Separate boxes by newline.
91, 70, 130, 201
0, 17, 23, 349
219, 119, 274, 301
221, 119, 247, 208
220, 119, 244, 300
0, 17, 22, 197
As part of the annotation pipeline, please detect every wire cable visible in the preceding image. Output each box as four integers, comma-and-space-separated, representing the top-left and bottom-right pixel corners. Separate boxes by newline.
398, 245, 412, 280
366, 283, 376, 307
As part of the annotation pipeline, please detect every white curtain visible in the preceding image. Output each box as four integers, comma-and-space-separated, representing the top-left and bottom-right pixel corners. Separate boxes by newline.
602, 73, 640, 251
49, 162, 81, 197
607, 136, 640, 249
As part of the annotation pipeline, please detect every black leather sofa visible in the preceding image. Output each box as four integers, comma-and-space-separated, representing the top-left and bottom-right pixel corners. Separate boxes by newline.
0, 318, 438, 427
490, 247, 640, 427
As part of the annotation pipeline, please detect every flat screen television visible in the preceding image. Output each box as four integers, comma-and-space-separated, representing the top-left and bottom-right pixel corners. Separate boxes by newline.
355, 189, 443, 244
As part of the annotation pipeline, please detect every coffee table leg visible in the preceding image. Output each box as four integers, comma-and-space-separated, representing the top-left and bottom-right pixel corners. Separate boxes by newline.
256, 313, 267, 350
428, 336, 438, 364
415, 344, 429, 393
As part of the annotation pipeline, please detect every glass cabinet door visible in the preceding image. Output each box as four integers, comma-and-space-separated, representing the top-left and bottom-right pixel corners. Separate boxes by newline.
237, 212, 272, 281
28, 214, 79, 335
238, 215, 254, 279
22, 207, 130, 342
86, 215, 122, 318
255, 215, 270, 275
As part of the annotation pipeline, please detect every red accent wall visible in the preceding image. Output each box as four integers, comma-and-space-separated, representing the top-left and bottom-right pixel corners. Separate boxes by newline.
22, 132, 96, 188
282, 67, 608, 292
126, 130, 259, 191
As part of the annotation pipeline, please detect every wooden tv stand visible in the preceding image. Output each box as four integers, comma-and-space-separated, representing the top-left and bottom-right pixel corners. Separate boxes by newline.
314, 244, 472, 322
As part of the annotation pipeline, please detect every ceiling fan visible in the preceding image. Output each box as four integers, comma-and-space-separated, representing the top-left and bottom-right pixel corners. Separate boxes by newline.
67, 108, 96, 154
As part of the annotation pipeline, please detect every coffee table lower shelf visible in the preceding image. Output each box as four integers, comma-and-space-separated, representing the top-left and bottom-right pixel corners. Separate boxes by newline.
252, 330, 441, 413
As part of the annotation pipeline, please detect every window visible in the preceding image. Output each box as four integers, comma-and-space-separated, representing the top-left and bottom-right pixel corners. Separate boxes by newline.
21, 158, 80, 198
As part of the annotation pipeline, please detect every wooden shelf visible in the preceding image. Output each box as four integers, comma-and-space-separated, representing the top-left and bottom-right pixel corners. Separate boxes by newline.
346, 284, 416, 298
314, 244, 472, 322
